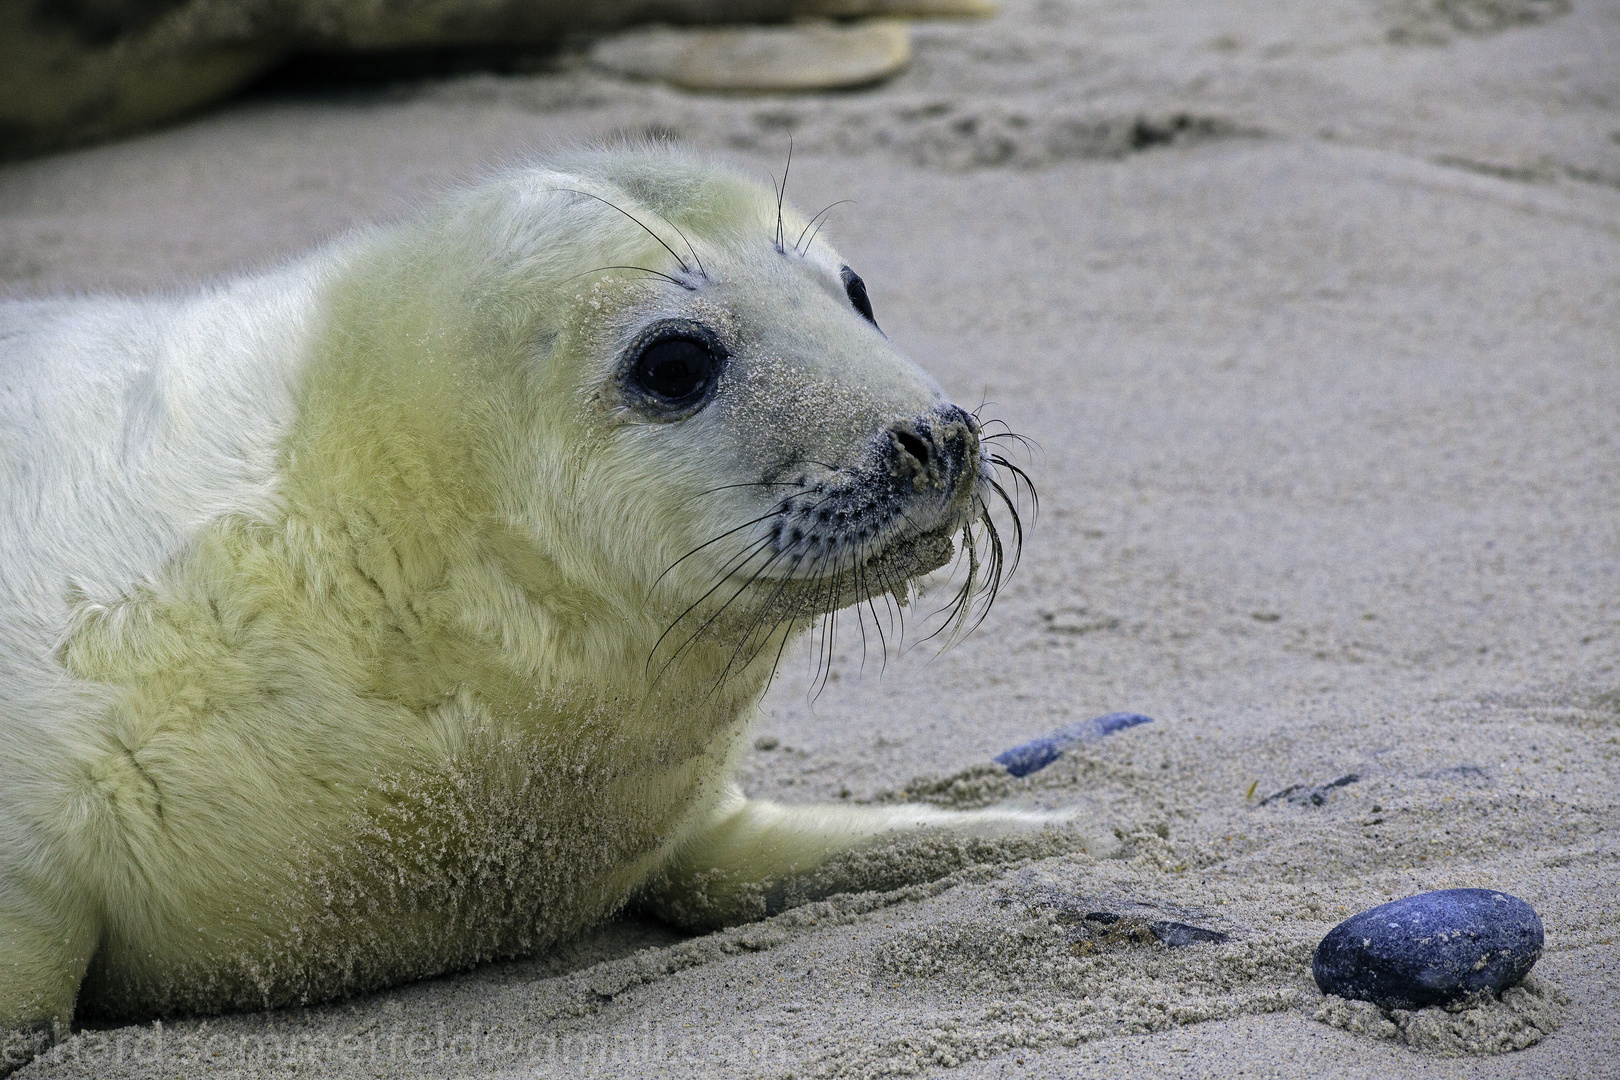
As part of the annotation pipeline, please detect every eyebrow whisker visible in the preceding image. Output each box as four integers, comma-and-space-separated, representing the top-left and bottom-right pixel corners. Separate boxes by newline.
796, 200, 854, 256
773, 137, 793, 253
568, 265, 692, 290
554, 187, 693, 277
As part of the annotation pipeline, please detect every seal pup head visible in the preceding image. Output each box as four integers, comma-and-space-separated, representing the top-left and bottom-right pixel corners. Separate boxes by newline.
317, 144, 1031, 697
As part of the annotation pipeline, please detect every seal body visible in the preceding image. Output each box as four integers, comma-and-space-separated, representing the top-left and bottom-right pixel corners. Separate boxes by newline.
0, 147, 1056, 1054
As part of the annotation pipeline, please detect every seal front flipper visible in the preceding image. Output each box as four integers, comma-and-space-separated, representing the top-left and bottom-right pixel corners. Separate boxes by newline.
637, 785, 1085, 931
0, 881, 98, 1076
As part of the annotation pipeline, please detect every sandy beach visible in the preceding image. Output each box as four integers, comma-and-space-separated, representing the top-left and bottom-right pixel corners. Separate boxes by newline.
2, 0, 1617, 1076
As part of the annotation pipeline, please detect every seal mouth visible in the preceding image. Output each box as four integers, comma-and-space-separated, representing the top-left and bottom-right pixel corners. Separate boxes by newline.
649, 405, 1035, 684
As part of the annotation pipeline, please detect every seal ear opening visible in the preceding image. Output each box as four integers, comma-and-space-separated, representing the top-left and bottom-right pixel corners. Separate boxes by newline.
840, 266, 878, 329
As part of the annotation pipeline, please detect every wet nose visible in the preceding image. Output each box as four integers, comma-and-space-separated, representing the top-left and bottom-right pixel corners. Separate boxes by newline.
886, 404, 979, 490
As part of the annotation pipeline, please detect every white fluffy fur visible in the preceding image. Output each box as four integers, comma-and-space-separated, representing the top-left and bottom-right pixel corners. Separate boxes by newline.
0, 146, 1070, 1056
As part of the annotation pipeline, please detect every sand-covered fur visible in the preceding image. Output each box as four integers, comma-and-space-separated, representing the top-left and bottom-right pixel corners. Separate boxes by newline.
0, 147, 1063, 1063
3, 1, 1617, 1073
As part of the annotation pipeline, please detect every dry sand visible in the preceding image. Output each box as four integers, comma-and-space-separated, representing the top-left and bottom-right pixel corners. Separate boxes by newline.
2, 0, 1617, 1076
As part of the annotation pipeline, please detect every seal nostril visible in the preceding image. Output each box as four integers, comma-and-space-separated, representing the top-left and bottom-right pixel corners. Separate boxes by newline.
893, 428, 930, 466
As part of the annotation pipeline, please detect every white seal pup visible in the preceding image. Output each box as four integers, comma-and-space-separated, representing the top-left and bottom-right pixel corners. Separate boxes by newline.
0, 145, 1069, 1061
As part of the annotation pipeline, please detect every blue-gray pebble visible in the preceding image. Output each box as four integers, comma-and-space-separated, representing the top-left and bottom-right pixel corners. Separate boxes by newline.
992, 712, 1153, 778
1312, 889, 1543, 1009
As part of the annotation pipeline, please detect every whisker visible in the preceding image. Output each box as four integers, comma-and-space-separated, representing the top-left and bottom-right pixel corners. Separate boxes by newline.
711, 550, 811, 692
733, 576, 814, 693
852, 575, 871, 677
690, 485, 855, 689
662, 484, 842, 686
988, 454, 1039, 518
691, 530, 784, 596
795, 199, 854, 256
863, 566, 892, 677
912, 527, 978, 647
716, 543, 814, 682
965, 508, 1006, 638
982, 430, 1040, 456
774, 138, 794, 253
554, 187, 692, 276
647, 493, 800, 597
724, 531, 861, 693
647, 534, 778, 675
568, 265, 691, 290
681, 480, 800, 507
645, 206, 707, 280
851, 550, 891, 677
658, 543, 795, 685
809, 549, 845, 701
983, 476, 1025, 576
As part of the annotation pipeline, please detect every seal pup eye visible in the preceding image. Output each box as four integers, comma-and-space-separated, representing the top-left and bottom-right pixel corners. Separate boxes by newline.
624, 327, 725, 417
840, 266, 878, 328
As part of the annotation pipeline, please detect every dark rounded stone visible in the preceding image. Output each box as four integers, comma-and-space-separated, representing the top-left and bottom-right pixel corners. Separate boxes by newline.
1312, 889, 1543, 1009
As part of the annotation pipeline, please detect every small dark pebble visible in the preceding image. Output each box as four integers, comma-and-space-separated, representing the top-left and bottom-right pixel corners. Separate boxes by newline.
1057, 910, 1228, 950
1259, 772, 1359, 807
1313, 889, 1543, 1009
993, 712, 1154, 778
1150, 920, 1231, 947
1417, 764, 1492, 784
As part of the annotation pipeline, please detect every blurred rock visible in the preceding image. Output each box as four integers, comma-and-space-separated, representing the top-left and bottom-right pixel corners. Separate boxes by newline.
591, 20, 911, 93
0, 0, 991, 157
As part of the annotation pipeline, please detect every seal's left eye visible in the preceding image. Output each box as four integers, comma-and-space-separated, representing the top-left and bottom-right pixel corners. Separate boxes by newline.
840, 265, 878, 328
632, 336, 719, 408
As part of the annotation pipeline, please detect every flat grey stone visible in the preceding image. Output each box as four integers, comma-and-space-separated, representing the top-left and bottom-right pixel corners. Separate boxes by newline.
590, 20, 912, 93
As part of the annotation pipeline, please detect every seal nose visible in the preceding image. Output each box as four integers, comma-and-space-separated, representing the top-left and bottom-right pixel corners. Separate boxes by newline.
886, 405, 979, 492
